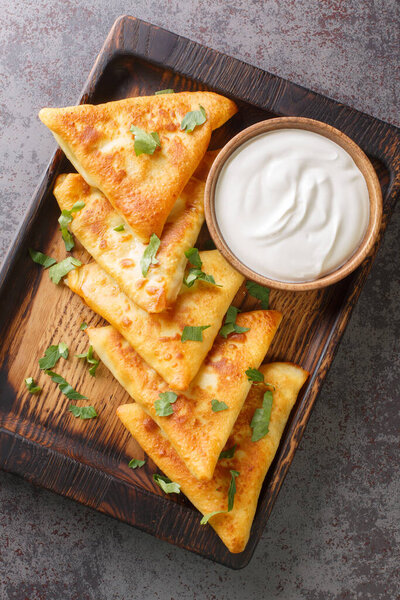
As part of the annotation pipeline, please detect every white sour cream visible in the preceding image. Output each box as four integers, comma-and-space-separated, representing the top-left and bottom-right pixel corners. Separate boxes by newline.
214, 129, 370, 282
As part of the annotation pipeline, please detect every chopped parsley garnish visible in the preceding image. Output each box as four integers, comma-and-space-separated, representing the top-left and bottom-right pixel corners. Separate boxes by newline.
130, 125, 161, 156
245, 368, 275, 389
79, 321, 88, 331
29, 248, 56, 269
155, 89, 174, 95
200, 470, 240, 525
219, 445, 237, 460
211, 399, 228, 412
250, 390, 273, 442
24, 377, 42, 395
181, 325, 210, 342
128, 458, 146, 469
183, 247, 221, 288
58, 201, 85, 251
113, 224, 125, 232
180, 106, 207, 133
45, 370, 87, 400
219, 306, 250, 338
245, 368, 264, 383
227, 469, 240, 511
38, 342, 69, 370
76, 345, 100, 377
184, 269, 218, 288
185, 247, 202, 268
140, 233, 161, 276
155, 391, 178, 416
153, 474, 181, 494
200, 510, 225, 525
68, 405, 98, 419
245, 281, 270, 309
48, 256, 81, 284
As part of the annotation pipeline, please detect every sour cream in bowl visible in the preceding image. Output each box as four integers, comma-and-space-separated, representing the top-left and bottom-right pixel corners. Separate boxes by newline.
204, 118, 382, 291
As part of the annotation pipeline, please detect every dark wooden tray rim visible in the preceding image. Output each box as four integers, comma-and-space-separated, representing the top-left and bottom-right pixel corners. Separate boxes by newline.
0, 15, 399, 569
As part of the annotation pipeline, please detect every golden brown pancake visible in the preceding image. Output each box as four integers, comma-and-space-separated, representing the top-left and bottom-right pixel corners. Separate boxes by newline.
67, 251, 244, 390
116, 362, 308, 553
53, 172, 205, 313
39, 92, 237, 242
87, 310, 282, 480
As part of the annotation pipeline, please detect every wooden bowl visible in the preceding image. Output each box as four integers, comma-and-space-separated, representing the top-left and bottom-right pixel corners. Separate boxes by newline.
204, 117, 383, 291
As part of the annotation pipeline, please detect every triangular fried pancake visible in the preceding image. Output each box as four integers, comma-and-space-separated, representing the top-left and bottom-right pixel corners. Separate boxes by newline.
116, 362, 308, 553
39, 92, 237, 242
67, 251, 244, 390
88, 310, 282, 480
54, 171, 206, 313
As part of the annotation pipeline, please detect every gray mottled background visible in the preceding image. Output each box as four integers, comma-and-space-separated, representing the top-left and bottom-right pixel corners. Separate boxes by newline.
0, 1, 399, 599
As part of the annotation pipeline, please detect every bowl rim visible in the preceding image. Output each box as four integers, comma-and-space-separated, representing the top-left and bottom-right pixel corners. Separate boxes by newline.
204, 116, 383, 292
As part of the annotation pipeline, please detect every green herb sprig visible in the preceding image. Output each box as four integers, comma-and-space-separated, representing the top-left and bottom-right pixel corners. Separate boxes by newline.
250, 390, 273, 442
155, 391, 178, 417
25, 377, 42, 395
219, 306, 249, 338
153, 474, 181, 494
140, 233, 161, 277
39, 342, 69, 370
68, 405, 98, 420
130, 125, 161, 156
180, 106, 207, 133
181, 325, 210, 342
76, 345, 100, 377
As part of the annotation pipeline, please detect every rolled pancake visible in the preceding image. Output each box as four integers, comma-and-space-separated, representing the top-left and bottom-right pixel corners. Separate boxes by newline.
53, 172, 205, 313
87, 310, 282, 480
67, 251, 244, 390
116, 362, 308, 553
39, 92, 237, 242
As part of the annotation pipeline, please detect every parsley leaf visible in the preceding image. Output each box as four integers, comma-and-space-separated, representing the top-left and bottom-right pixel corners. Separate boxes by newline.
219, 306, 250, 338
140, 233, 161, 276
153, 474, 181, 494
180, 106, 207, 133
76, 345, 100, 377
245, 368, 275, 389
184, 268, 219, 288
181, 325, 210, 342
155, 89, 174, 95
228, 469, 240, 511
29, 248, 57, 269
113, 224, 125, 232
185, 247, 202, 268
250, 390, 273, 442
68, 405, 98, 419
155, 391, 178, 416
130, 125, 161, 156
245, 281, 270, 309
245, 368, 264, 383
58, 201, 85, 251
211, 399, 228, 412
183, 247, 221, 288
39, 342, 69, 370
45, 370, 87, 400
219, 445, 237, 460
25, 377, 42, 395
128, 458, 146, 469
200, 470, 240, 525
79, 322, 88, 331
48, 257, 81, 284
200, 510, 226, 525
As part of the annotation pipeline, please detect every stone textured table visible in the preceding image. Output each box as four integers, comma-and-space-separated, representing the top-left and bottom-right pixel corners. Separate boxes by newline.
0, 2, 399, 599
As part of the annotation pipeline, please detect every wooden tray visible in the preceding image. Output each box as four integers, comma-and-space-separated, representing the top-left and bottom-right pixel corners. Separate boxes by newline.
0, 16, 398, 569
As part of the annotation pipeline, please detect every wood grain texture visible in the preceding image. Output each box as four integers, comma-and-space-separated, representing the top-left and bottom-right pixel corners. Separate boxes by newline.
0, 15, 398, 569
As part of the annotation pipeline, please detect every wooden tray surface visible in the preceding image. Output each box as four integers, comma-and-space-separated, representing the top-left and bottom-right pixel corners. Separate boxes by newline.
0, 16, 399, 569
